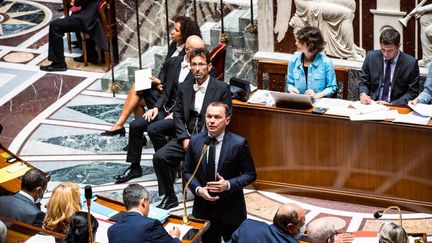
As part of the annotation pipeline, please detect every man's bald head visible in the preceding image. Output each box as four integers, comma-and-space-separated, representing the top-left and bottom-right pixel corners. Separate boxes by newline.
185, 35, 205, 54
307, 218, 336, 243
273, 203, 305, 235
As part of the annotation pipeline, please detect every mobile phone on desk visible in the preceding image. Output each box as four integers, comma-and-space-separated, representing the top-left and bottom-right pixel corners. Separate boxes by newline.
312, 107, 328, 114
182, 228, 200, 240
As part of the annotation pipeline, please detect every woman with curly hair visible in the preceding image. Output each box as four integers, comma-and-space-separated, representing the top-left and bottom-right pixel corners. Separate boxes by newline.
286, 26, 337, 99
101, 15, 201, 137
43, 182, 81, 234
62, 212, 99, 243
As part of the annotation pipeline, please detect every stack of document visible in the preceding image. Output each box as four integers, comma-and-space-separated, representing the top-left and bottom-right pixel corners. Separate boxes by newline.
247, 90, 275, 105
315, 98, 356, 116
148, 205, 170, 223
393, 103, 432, 125
349, 101, 396, 121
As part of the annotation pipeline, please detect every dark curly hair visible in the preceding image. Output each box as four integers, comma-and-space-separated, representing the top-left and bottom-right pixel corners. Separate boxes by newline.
62, 212, 98, 243
295, 26, 325, 54
173, 15, 202, 43
189, 48, 211, 64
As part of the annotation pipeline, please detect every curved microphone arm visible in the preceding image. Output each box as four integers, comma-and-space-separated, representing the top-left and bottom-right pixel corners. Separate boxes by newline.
182, 144, 209, 225
375, 206, 403, 226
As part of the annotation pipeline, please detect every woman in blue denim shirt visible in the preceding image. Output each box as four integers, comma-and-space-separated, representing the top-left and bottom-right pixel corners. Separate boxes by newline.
286, 27, 337, 99
410, 64, 432, 105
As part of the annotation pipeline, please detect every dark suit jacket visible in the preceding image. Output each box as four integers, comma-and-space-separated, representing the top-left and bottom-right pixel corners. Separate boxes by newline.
358, 50, 419, 106
0, 192, 45, 227
227, 219, 297, 243
165, 42, 186, 62
108, 212, 181, 243
174, 76, 232, 141
155, 56, 218, 112
183, 131, 256, 227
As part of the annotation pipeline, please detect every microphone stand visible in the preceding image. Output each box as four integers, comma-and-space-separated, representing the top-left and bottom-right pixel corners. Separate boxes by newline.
182, 144, 210, 225
375, 206, 403, 226
86, 198, 93, 243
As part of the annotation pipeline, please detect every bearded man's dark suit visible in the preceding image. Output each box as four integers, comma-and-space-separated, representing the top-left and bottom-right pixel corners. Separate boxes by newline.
47, 0, 107, 65
358, 50, 419, 106
0, 193, 45, 227
152, 76, 232, 197
184, 131, 256, 243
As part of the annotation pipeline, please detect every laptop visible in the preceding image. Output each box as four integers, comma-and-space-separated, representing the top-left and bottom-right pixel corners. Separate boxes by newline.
270, 91, 314, 109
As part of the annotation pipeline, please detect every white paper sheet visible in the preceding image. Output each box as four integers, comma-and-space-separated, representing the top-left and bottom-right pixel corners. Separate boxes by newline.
350, 110, 399, 121
164, 222, 193, 239
134, 68, 152, 91
351, 101, 389, 114
393, 111, 431, 125
352, 236, 378, 243
408, 103, 432, 117
326, 107, 360, 117
247, 90, 274, 105
313, 97, 352, 108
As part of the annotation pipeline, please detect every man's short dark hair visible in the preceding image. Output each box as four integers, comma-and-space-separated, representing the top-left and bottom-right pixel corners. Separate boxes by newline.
123, 184, 149, 210
208, 102, 230, 117
172, 16, 202, 43
190, 48, 211, 64
273, 207, 300, 234
380, 28, 401, 46
21, 168, 48, 192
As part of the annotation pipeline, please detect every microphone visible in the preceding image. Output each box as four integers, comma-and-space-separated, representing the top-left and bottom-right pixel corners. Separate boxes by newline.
373, 206, 402, 226
182, 136, 213, 225
84, 185, 94, 243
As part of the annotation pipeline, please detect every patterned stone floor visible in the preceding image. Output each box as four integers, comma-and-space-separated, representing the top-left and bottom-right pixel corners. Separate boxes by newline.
0, 0, 431, 242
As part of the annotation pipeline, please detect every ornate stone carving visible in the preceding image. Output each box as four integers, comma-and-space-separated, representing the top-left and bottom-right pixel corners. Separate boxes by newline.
410, 4, 432, 66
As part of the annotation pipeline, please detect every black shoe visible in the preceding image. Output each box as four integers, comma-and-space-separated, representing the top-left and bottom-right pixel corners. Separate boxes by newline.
114, 167, 142, 183
40, 62, 67, 72
157, 194, 178, 209
101, 127, 126, 136
73, 55, 98, 64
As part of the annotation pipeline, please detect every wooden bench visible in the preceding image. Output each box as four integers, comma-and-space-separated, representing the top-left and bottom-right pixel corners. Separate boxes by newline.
257, 60, 349, 99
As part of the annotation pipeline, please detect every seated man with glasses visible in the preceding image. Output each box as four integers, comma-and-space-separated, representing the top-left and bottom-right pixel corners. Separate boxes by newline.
228, 203, 306, 243
307, 217, 354, 243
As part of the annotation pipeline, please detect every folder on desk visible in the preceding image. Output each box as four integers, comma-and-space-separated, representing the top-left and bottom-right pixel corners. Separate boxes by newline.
270, 91, 314, 109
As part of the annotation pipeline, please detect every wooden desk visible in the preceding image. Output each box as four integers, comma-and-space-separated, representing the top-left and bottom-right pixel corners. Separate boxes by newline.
96, 196, 210, 243
0, 143, 33, 195
230, 101, 432, 212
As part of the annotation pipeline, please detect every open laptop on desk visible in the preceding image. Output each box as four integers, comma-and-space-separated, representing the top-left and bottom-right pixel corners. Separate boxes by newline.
270, 91, 314, 109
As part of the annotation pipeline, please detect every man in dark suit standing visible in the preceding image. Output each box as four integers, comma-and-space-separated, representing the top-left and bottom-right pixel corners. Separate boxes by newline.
153, 48, 232, 210
107, 184, 180, 243
184, 102, 256, 243
0, 168, 48, 227
40, 0, 107, 72
113, 35, 206, 183
228, 203, 305, 243
358, 28, 419, 106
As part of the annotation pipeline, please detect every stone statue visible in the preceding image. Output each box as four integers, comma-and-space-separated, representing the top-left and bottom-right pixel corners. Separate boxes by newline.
289, 0, 365, 60
412, 4, 432, 66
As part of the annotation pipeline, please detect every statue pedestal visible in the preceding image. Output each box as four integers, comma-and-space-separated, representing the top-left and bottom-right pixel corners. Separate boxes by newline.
370, 9, 406, 50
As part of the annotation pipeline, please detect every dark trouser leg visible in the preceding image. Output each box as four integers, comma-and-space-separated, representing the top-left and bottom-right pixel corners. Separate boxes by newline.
126, 117, 150, 165
48, 16, 83, 64
152, 139, 185, 196
147, 118, 175, 152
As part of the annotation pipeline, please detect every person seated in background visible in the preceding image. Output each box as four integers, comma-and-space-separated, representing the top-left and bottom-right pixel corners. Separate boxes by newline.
378, 222, 408, 243
286, 26, 337, 99
0, 168, 48, 227
358, 28, 419, 106
228, 203, 305, 243
113, 35, 208, 184
307, 218, 354, 243
0, 220, 6, 243
62, 212, 99, 243
40, 0, 107, 72
410, 64, 432, 105
107, 184, 180, 243
43, 182, 81, 234
101, 15, 201, 136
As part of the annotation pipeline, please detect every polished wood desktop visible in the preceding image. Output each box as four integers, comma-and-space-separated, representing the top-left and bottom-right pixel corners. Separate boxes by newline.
96, 195, 210, 243
0, 143, 31, 194
230, 100, 432, 213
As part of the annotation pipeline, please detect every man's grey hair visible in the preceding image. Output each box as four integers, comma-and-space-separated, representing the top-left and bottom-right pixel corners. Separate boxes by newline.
0, 220, 6, 243
307, 218, 335, 243
378, 222, 408, 243
122, 184, 149, 210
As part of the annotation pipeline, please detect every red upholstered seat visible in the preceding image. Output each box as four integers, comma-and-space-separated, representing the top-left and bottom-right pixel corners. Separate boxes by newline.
210, 42, 227, 81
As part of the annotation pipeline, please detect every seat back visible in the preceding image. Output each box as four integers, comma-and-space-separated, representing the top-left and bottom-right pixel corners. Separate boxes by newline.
210, 42, 227, 81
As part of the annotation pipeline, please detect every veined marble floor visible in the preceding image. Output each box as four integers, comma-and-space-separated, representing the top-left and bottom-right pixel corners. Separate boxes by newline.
0, 0, 431, 242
